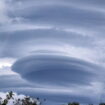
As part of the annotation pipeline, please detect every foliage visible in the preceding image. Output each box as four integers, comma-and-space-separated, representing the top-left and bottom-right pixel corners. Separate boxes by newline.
68, 102, 79, 105
0, 91, 40, 105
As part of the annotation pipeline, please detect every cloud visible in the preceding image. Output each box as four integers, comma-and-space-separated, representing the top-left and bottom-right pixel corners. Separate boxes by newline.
0, 0, 104, 66
11, 0, 104, 28
0, 0, 105, 104
12, 54, 102, 87
0, 23, 53, 32
0, 0, 9, 24
1, 0, 104, 35
0, 28, 95, 63
0, 54, 103, 104
0, 75, 30, 89
2, 84, 102, 105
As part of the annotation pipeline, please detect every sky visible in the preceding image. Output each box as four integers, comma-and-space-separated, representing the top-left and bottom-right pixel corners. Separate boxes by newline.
0, 0, 105, 105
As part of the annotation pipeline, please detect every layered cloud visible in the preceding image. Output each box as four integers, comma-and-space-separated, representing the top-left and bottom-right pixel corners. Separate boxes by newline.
0, 0, 105, 105
11, 54, 105, 104
12, 54, 101, 86
0, 0, 104, 65
0, 53, 103, 104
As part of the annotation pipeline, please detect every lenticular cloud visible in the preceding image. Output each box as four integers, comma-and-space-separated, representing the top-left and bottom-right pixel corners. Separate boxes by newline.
12, 54, 100, 86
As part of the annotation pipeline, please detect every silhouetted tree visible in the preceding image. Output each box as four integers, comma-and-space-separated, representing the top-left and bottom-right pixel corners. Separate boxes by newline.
99, 103, 105, 105
0, 91, 40, 105
68, 102, 79, 105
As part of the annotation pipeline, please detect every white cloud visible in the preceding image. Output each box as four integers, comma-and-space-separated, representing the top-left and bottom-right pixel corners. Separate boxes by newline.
0, 58, 14, 68
0, 23, 53, 32
0, 58, 16, 75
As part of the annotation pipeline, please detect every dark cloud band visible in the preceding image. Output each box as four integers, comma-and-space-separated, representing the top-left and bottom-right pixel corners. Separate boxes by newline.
12, 54, 99, 86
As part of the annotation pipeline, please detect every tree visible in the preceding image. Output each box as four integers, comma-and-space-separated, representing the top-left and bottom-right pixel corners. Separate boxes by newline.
68, 102, 80, 105
99, 103, 105, 105
0, 91, 40, 105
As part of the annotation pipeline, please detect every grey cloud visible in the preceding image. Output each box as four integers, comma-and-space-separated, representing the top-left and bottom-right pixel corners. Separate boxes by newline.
20, 90, 97, 104
0, 0, 104, 61
12, 54, 101, 86
0, 0, 104, 62
7, 0, 105, 35
13, 4, 104, 28
0, 0, 105, 104
0, 29, 94, 58
1, 87, 97, 105
0, 75, 30, 89
0, 74, 100, 104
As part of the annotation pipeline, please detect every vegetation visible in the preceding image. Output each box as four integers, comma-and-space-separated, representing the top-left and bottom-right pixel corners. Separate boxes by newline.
99, 103, 105, 105
0, 91, 41, 105
68, 102, 80, 105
